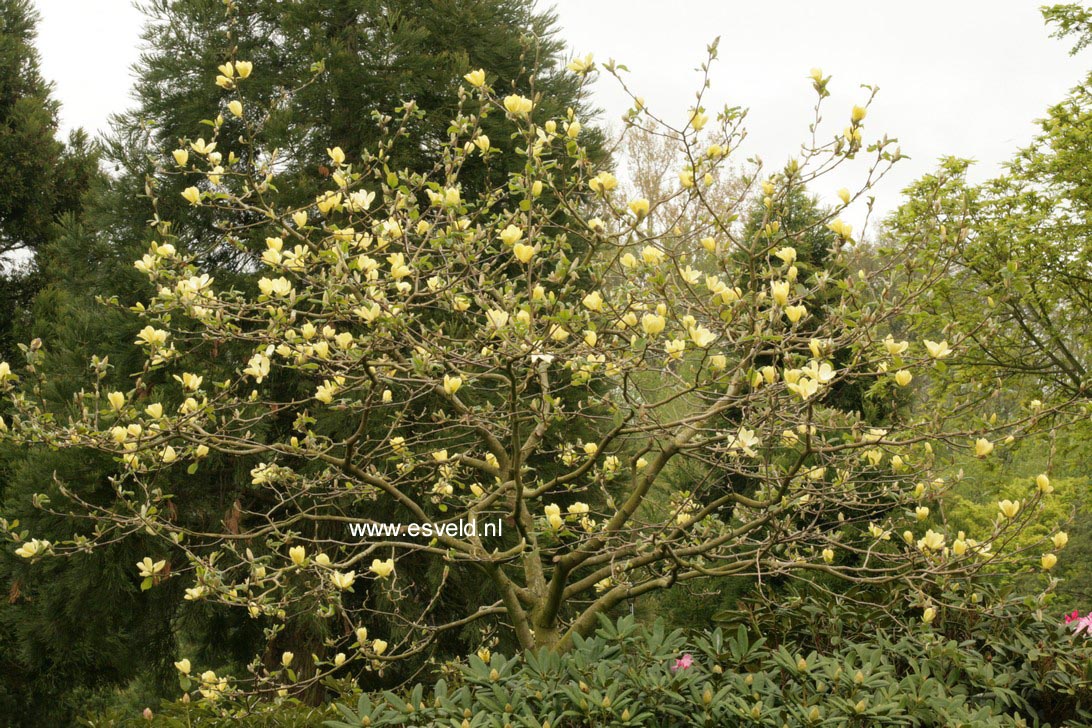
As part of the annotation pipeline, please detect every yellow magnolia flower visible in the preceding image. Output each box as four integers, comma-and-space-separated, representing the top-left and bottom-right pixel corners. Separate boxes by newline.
566, 53, 594, 74
177, 372, 203, 391
664, 339, 686, 360
1041, 553, 1058, 570
689, 108, 709, 131
998, 499, 1020, 519
316, 191, 342, 216
499, 224, 523, 246
640, 245, 664, 266
822, 548, 835, 564
181, 187, 201, 205
641, 313, 666, 337
443, 375, 462, 395
567, 502, 590, 516
161, 445, 178, 464
369, 558, 395, 578
172, 149, 189, 166
330, 571, 356, 590
485, 309, 509, 331
189, 138, 216, 155
628, 198, 650, 218
234, 61, 253, 79
922, 607, 936, 625
917, 529, 945, 551
884, 336, 909, 356
974, 438, 993, 458
327, 146, 346, 166
107, 391, 126, 411
924, 340, 952, 359
228, 100, 243, 118
915, 506, 930, 521
463, 68, 486, 87
851, 105, 867, 123
837, 188, 851, 205
544, 503, 563, 530
786, 376, 819, 401
1036, 474, 1053, 493
372, 639, 388, 656
503, 94, 533, 116
582, 291, 604, 312
588, 171, 617, 194
137, 557, 167, 578
289, 545, 307, 566
785, 305, 807, 324
770, 280, 790, 306
136, 326, 169, 348
1052, 531, 1069, 549
827, 218, 852, 238
174, 659, 191, 675
14, 539, 50, 559
244, 352, 271, 383
773, 246, 797, 265
513, 243, 536, 263
258, 276, 294, 297
894, 370, 912, 387
689, 325, 716, 348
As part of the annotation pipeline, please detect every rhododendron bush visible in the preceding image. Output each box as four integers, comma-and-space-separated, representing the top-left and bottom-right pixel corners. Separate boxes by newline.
0, 38, 1074, 702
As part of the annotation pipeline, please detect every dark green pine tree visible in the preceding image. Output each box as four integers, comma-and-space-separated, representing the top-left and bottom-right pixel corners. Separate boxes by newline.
0, 0, 98, 359
0, 0, 603, 722
0, 3, 125, 724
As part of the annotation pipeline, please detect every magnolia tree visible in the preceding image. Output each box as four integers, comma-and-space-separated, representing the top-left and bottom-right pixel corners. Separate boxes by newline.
0, 41, 1070, 699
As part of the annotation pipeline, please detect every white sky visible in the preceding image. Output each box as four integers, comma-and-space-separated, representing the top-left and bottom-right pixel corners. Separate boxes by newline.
31, 0, 1091, 226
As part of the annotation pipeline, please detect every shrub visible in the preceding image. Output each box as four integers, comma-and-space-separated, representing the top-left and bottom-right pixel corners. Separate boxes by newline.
103, 611, 1091, 726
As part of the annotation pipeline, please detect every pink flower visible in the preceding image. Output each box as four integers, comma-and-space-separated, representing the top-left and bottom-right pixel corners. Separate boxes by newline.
1065, 609, 1092, 636
672, 653, 694, 671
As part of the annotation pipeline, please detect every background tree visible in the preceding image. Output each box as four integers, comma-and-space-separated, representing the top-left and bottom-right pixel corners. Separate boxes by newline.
0, 0, 98, 359
881, 7, 1092, 615
0, 0, 93, 258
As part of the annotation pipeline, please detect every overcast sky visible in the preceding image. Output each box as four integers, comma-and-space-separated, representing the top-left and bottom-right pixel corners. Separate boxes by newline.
31, 0, 1091, 225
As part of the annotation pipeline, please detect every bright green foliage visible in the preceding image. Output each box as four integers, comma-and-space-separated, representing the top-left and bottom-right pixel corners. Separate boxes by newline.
887, 61, 1092, 405
1044, 2, 1092, 54
882, 9, 1092, 637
